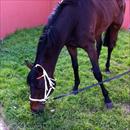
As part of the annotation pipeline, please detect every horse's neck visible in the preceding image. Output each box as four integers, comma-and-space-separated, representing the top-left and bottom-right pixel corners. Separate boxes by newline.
34, 4, 76, 76
34, 28, 64, 77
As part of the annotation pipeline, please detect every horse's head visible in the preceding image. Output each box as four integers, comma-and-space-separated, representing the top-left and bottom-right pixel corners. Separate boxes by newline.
26, 61, 56, 113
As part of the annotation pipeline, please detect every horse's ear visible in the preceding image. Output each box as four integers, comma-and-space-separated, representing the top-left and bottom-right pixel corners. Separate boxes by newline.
25, 60, 33, 69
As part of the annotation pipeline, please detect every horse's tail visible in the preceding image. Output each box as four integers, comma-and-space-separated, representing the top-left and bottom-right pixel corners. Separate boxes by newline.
103, 24, 120, 48
103, 0, 126, 47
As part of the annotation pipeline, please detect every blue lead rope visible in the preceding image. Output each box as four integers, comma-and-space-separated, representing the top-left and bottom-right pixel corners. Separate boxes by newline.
53, 69, 130, 100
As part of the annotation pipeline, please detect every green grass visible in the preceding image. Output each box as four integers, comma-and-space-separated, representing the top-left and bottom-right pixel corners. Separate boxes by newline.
0, 27, 130, 130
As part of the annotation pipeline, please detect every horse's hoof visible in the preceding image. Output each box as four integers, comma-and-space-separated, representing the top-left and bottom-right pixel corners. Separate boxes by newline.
72, 90, 78, 95
105, 102, 113, 109
105, 69, 111, 74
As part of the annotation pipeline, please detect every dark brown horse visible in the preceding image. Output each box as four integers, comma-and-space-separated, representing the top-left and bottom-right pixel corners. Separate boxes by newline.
26, 0, 126, 113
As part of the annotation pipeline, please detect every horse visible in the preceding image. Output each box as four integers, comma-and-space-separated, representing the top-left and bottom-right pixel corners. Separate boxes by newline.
26, 0, 126, 113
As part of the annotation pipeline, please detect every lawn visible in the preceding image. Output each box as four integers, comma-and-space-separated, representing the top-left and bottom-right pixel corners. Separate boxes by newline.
0, 27, 130, 130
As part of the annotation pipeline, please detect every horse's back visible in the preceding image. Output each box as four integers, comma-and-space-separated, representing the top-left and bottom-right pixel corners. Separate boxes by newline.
76, 0, 125, 42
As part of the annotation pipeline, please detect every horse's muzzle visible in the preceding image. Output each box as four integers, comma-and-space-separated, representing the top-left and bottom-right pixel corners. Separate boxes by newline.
30, 101, 45, 113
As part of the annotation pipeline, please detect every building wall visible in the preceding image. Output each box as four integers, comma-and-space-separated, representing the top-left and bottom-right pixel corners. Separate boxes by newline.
0, 0, 58, 39
0, 0, 130, 40
123, 0, 130, 29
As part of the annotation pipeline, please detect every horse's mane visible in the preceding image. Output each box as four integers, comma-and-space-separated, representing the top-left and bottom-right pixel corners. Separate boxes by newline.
47, 0, 79, 27
35, 0, 78, 64
39, 0, 78, 43
47, 3, 63, 27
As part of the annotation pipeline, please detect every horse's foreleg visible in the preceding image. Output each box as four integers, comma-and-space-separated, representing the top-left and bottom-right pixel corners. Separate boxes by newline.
85, 43, 113, 108
105, 47, 113, 73
96, 35, 103, 60
89, 35, 102, 72
67, 46, 80, 93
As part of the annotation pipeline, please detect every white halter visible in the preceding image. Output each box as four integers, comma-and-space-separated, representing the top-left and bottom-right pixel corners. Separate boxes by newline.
29, 64, 55, 103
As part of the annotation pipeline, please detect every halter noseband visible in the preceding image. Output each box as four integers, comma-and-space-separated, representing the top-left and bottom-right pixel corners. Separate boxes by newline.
29, 64, 55, 103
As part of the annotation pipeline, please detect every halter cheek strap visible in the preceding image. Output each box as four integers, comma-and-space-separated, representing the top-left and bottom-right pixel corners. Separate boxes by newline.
29, 64, 55, 103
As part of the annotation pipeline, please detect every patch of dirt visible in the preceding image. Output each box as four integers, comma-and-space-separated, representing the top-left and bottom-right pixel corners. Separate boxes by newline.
0, 104, 9, 130
122, 103, 130, 114
0, 118, 9, 130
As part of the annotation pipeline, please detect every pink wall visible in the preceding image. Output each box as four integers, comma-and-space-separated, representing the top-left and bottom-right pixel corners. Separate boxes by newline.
0, 0, 58, 40
0, 0, 130, 40
122, 0, 130, 29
